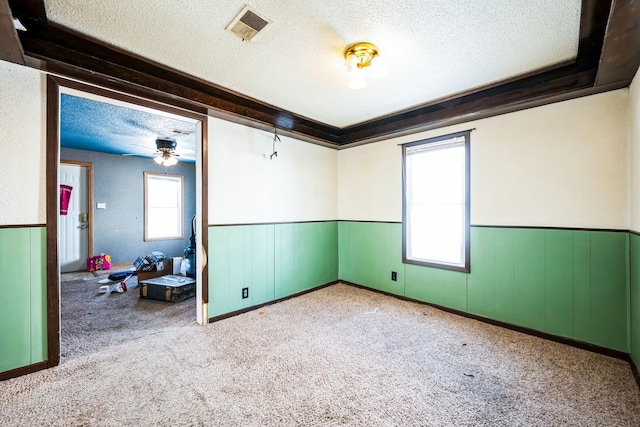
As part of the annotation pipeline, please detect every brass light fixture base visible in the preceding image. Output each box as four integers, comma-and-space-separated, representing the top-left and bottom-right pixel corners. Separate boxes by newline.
344, 42, 379, 68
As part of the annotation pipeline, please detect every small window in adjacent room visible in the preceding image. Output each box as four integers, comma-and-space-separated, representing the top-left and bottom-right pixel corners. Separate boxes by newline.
402, 130, 470, 272
144, 172, 184, 241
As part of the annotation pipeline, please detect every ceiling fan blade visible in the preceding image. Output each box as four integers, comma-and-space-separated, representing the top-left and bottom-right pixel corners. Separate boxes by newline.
130, 143, 157, 152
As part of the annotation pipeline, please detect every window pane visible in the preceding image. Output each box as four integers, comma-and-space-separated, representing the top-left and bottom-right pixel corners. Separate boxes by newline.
148, 208, 180, 238
409, 204, 464, 264
144, 173, 184, 241
403, 132, 469, 271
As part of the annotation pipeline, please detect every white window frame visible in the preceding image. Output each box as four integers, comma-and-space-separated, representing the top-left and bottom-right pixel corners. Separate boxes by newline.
402, 130, 470, 273
144, 172, 184, 241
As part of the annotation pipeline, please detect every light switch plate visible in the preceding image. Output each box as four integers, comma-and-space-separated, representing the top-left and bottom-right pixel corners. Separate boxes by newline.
97, 202, 106, 209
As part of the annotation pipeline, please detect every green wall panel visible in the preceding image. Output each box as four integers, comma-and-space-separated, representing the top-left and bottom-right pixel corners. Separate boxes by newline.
404, 263, 426, 302
227, 226, 246, 311
209, 225, 275, 316
590, 232, 628, 352
573, 232, 592, 343
545, 230, 574, 338
0, 228, 31, 372
247, 225, 275, 305
338, 222, 404, 295
275, 222, 338, 298
299, 222, 338, 289
30, 228, 47, 363
428, 267, 467, 311
513, 229, 546, 331
209, 227, 231, 316
467, 227, 496, 319
0, 227, 47, 373
493, 228, 515, 325
209, 222, 338, 318
338, 222, 630, 353
405, 263, 466, 310
630, 234, 640, 367
209, 221, 632, 354
274, 223, 297, 298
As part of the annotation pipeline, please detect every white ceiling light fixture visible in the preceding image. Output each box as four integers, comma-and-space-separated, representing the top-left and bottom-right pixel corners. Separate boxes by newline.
153, 137, 179, 166
344, 42, 380, 90
154, 152, 178, 166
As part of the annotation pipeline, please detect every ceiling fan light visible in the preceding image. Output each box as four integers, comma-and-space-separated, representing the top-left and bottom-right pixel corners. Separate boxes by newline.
348, 69, 367, 90
164, 156, 178, 166
345, 53, 358, 73
154, 156, 164, 165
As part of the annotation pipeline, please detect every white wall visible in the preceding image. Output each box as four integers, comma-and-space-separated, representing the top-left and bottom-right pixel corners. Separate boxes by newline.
339, 90, 630, 229
208, 117, 338, 224
0, 60, 46, 225
0, 57, 630, 231
629, 69, 640, 233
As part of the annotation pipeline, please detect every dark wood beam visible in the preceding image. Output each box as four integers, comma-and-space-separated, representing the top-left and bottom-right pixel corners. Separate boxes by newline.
595, 0, 640, 86
341, 67, 598, 143
10, 0, 632, 147
7, 0, 46, 25
17, 22, 342, 145
45, 75, 60, 368
577, 0, 614, 69
0, 0, 24, 65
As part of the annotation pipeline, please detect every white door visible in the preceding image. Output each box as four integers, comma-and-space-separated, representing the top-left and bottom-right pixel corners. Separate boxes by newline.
59, 163, 89, 273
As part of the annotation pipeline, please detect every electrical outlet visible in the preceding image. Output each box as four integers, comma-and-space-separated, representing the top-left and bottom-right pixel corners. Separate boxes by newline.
242, 287, 249, 299
391, 271, 397, 281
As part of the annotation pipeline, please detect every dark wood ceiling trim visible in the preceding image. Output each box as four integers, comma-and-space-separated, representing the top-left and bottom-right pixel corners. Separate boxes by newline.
9, 0, 637, 147
0, 0, 25, 65
577, 0, 615, 70
7, 0, 46, 25
341, 66, 598, 143
17, 22, 342, 145
595, 0, 640, 86
338, 79, 627, 149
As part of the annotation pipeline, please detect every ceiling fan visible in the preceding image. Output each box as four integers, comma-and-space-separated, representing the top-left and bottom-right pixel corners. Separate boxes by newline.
122, 135, 192, 166
152, 137, 179, 166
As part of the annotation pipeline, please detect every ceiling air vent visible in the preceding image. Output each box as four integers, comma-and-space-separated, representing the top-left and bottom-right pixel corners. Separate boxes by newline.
226, 5, 271, 42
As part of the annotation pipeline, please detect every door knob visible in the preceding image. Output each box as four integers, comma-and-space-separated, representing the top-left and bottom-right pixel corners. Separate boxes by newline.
79, 212, 88, 229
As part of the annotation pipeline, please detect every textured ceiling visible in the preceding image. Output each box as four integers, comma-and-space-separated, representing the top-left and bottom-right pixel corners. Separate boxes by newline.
44, 0, 582, 128
60, 90, 197, 161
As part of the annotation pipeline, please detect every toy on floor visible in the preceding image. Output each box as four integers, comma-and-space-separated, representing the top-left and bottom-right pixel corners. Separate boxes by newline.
98, 271, 135, 294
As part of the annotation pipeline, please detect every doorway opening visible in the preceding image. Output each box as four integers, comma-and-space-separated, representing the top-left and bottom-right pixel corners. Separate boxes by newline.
47, 76, 208, 366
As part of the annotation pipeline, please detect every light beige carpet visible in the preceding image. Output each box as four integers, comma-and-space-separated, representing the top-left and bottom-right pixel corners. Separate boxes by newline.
1, 283, 639, 426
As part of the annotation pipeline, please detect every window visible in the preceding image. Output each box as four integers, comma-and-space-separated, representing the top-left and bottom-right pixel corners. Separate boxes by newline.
402, 130, 470, 272
144, 172, 184, 241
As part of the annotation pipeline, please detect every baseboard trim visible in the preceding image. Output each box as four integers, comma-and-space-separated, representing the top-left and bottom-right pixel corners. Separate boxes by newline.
209, 280, 339, 323
631, 358, 640, 391
341, 280, 631, 361
0, 361, 49, 382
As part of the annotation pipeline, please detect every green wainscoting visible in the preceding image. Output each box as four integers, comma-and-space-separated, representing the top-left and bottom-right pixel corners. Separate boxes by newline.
207, 220, 632, 354
0, 227, 47, 373
338, 221, 630, 352
630, 233, 640, 367
338, 222, 405, 296
208, 222, 339, 318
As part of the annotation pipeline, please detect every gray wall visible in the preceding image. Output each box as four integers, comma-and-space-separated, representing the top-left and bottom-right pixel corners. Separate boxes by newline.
61, 148, 196, 265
